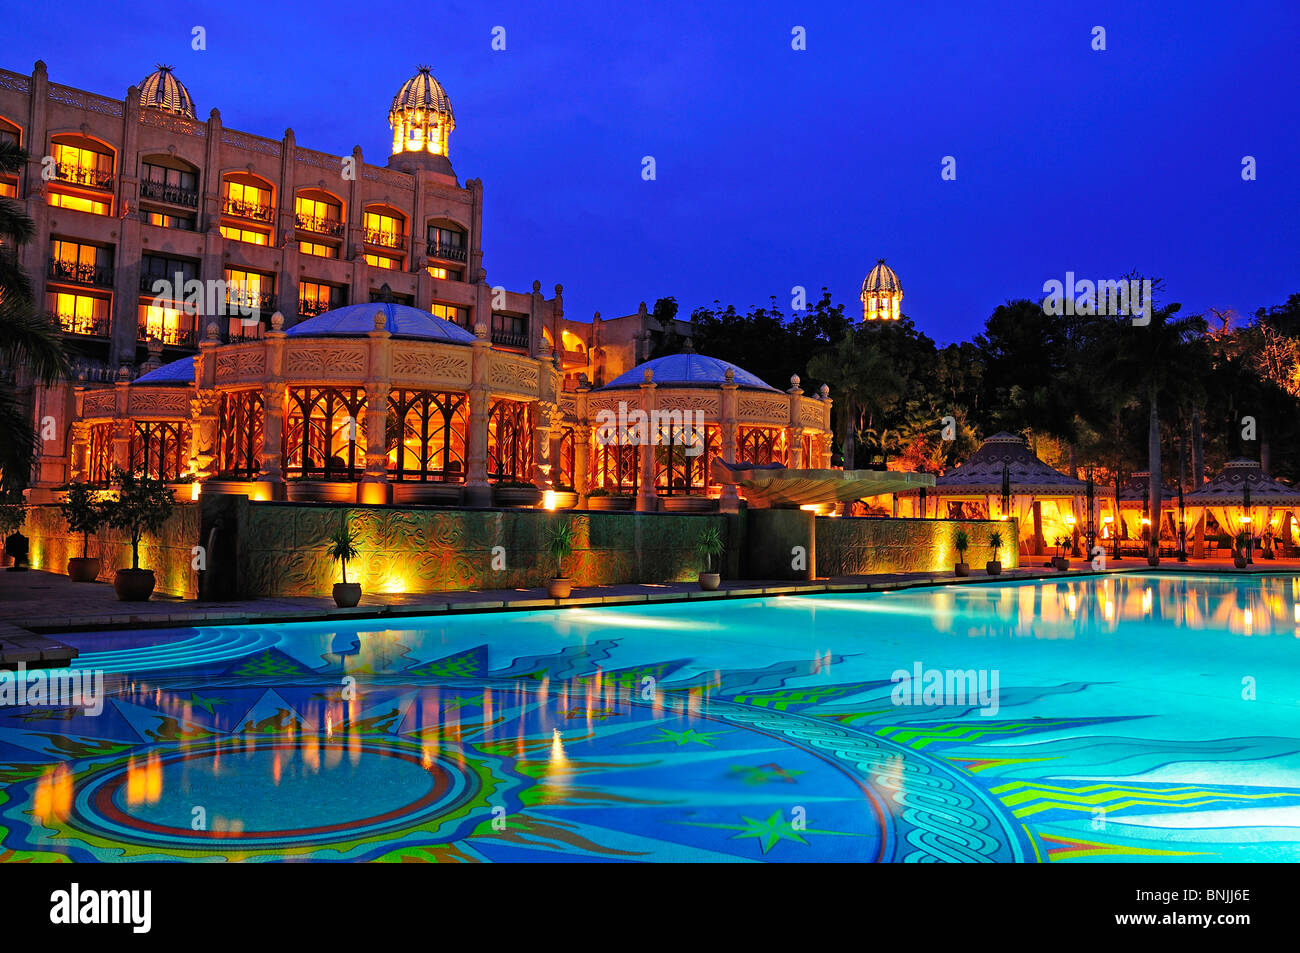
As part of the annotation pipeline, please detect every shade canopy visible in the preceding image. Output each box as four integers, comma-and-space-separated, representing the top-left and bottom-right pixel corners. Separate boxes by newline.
931, 432, 1087, 496
1184, 459, 1300, 505
1116, 471, 1177, 503
711, 460, 934, 507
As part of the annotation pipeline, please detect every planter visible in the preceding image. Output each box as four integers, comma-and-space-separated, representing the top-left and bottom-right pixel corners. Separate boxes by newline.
546, 490, 578, 510
67, 556, 102, 582
1051, 556, 1070, 571
1233, 555, 1248, 569
954, 562, 970, 577
698, 572, 721, 591
584, 495, 634, 511
493, 485, 543, 507
113, 568, 156, 602
546, 577, 573, 598
332, 582, 362, 607
1147, 555, 1160, 567
391, 483, 465, 506
985, 560, 1002, 576
287, 481, 358, 503
203, 479, 274, 500
3, 532, 28, 571
661, 496, 718, 514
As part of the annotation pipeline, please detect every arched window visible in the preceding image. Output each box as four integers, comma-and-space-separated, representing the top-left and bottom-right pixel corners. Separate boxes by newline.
216, 390, 264, 478
589, 424, 639, 494
556, 427, 576, 489
488, 399, 533, 482
387, 389, 468, 482
737, 426, 788, 466
655, 424, 719, 495
129, 420, 191, 481
295, 188, 345, 239
283, 386, 367, 480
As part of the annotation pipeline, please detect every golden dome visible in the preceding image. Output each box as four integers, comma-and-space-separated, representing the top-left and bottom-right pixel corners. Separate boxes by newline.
138, 65, 195, 118
862, 259, 902, 295
861, 259, 903, 321
389, 66, 454, 122
389, 66, 455, 161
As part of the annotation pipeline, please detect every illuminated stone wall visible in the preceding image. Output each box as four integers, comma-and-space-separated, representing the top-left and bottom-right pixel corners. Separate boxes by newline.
24, 503, 202, 598
239, 504, 734, 597
815, 517, 1020, 575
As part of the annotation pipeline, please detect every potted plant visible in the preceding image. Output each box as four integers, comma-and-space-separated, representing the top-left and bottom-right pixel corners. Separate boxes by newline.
585, 487, 634, 511
985, 529, 1003, 576
0, 491, 29, 571
102, 469, 175, 600
697, 525, 724, 590
548, 484, 579, 509
1051, 536, 1070, 571
58, 482, 106, 582
493, 480, 544, 507
328, 523, 362, 607
1233, 530, 1250, 570
953, 529, 970, 577
546, 520, 574, 598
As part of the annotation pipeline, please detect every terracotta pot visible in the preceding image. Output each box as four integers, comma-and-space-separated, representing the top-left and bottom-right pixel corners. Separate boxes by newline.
661, 496, 717, 513
333, 582, 362, 607
1233, 555, 1248, 569
584, 495, 634, 511
546, 490, 578, 509
493, 485, 544, 507
699, 572, 721, 591
985, 560, 1002, 576
3, 532, 28, 570
68, 556, 102, 582
113, 568, 156, 602
1051, 557, 1070, 571
954, 562, 970, 577
547, 577, 573, 598
1147, 555, 1160, 567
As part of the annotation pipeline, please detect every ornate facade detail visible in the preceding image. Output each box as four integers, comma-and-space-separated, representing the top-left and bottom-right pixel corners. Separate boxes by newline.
737, 395, 788, 421
220, 128, 281, 157
391, 348, 471, 383
140, 109, 205, 137
488, 357, 540, 394
81, 389, 116, 416
49, 83, 122, 116
216, 348, 267, 381
656, 393, 720, 415
800, 400, 827, 428
285, 346, 368, 376
129, 390, 191, 416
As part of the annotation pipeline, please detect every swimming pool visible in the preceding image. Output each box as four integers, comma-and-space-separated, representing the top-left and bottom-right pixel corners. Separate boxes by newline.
2, 573, 1298, 862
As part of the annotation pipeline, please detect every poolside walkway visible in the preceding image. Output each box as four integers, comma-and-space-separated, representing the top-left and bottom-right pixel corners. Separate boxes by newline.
3, 557, 1298, 666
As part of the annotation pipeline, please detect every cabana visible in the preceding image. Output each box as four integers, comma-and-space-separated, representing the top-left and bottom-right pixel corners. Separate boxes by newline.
1114, 471, 1179, 547
906, 432, 1115, 556
1184, 459, 1300, 558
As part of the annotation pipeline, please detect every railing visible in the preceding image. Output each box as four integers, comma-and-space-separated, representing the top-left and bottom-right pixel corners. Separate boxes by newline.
139, 178, 199, 208
222, 197, 274, 223
53, 162, 114, 191
426, 241, 467, 262
50, 311, 111, 338
137, 320, 198, 348
295, 213, 345, 238
298, 298, 334, 317
224, 321, 265, 343
139, 272, 197, 295
226, 289, 277, 312
491, 328, 530, 349
364, 228, 406, 250
47, 257, 113, 287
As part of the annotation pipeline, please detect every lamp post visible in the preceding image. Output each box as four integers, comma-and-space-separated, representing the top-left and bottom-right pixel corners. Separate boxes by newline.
1085, 466, 1096, 559
1243, 480, 1253, 564
1112, 470, 1123, 562
1177, 481, 1187, 562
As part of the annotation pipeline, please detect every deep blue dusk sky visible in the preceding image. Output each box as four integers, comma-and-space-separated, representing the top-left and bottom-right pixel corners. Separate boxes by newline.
7, 0, 1298, 344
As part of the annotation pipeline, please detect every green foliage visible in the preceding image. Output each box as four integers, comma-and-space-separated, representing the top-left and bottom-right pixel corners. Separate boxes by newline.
102, 469, 175, 570
0, 488, 26, 536
954, 528, 969, 557
987, 530, 1003, 558
547, 521, 574, 577
57, 482, 106, 558
697, 525, 724, 572
328, 523, 359, 584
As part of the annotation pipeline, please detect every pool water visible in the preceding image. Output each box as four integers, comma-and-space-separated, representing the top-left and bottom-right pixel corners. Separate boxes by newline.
2, 573, 1299, 862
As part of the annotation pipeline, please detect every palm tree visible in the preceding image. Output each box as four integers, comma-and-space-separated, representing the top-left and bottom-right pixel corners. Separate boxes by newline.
0, 138, 67, 489
808, 327, 902, 469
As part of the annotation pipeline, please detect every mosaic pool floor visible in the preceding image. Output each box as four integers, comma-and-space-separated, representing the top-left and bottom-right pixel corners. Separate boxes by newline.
2, 573, 1298, 862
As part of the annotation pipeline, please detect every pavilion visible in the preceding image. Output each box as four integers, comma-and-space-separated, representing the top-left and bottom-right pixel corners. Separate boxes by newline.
1114, 471, 1179, 546
1184, 459, 1300, 557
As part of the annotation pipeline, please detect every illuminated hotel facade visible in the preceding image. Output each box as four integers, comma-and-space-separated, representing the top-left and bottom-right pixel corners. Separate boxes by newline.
0, 61, 829, 507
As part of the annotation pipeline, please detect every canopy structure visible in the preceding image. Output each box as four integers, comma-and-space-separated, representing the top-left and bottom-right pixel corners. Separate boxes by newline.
710, 460, 933, 508
902, 432, 1115, 554
1115, 471, 1179, 542
1184, 459, 1300, 555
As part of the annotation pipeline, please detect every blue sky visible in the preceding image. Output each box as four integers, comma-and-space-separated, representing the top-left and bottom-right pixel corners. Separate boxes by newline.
7, 0, 1298, 343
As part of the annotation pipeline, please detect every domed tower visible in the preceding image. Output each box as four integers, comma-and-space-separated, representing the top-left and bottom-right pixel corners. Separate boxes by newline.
861, 259, 903, 321
387, 65, 455, 176
137, 64, 195, 118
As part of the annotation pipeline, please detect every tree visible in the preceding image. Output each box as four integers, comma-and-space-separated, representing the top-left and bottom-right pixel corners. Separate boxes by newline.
808, 327, 902, 469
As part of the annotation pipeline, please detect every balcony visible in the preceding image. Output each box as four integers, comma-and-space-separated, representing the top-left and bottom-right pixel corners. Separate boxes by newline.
224, 321, 265, 343
364, 228, 406, 251
298, 298, 336, 317
47, 257, 113, 288
223, 196, 274, 223
50, 311, 111, 338
226, 289, 277, 313
426, 241, 467, 263
53, 162, 114, 191
139, 272, 197, 295
491, 328, 530, 349
295, 213, 345, 238
138, 320, 198, 349
139, 178, 199, 208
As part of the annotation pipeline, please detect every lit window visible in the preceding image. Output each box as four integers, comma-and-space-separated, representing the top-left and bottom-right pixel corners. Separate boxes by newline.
0, 181, 15, 199
365, 253, 400, 270
137, 303, 193, 346
48, 192, 110, 215
143, 209, 195, 230
46, 291, 109, 335
429, 303, 468, 326
220, 225, 269, 245
300, 241, 338, 259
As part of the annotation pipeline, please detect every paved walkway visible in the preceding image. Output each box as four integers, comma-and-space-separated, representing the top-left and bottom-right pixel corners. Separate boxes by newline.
3, 557, 1298, 666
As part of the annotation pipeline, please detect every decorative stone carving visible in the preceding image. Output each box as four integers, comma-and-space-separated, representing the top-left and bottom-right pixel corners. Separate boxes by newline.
130, 390, 191, 416
391, 349, 471, 382
285, 346, 367, 376
216, 348, 267, 381
488, 357, 540, 393
738, 395, 788, 421
81, 389, 116, 416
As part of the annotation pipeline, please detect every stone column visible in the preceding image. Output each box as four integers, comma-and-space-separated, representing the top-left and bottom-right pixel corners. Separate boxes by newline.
720, 368, 740, 512
68, 420, 89, 482
574, 380, 591, 504
532, 400, 556, 488
109, 368, 133, 474
259, 314, 287, 496
191, 324, 222, 482
465, 324, 492, 505
636, 369, 657, 512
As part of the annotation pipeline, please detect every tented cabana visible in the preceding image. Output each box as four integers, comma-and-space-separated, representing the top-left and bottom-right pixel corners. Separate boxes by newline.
905, 432, 1115, 555
1114, 471, 1179, 545
1184, 459, 1300, 557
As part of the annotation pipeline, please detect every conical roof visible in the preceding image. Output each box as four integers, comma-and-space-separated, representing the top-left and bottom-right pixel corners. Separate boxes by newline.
1116, 471, 1178, 502
1184, 459, 1300, 505
138, 65, 195, 117
934, 432, 1086, 495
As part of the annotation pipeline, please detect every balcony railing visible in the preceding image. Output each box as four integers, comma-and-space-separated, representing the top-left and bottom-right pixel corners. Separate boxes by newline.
364, 228, 406, 250
139, 272, 199, 295
223, 197, 275, 223
224, 321, 265, 343
138, 320, 198, 348
47, 257, 113, 287
298, 298, 336, 317
226, 289, 277, 313
139, 178, 199, 208
50, 311, 111, 338
295, 213, 345, 238
491, 328, 530, 349
426, 241, 467, 262
53, 162, 114, 191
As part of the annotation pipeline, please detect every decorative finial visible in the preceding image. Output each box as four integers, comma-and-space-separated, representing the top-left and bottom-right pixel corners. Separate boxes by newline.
205, 322, 220, 341
270, 311, 284, 331
374, 310, 387, 330
724, 368, 735, 383
643, 368, 654, 383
